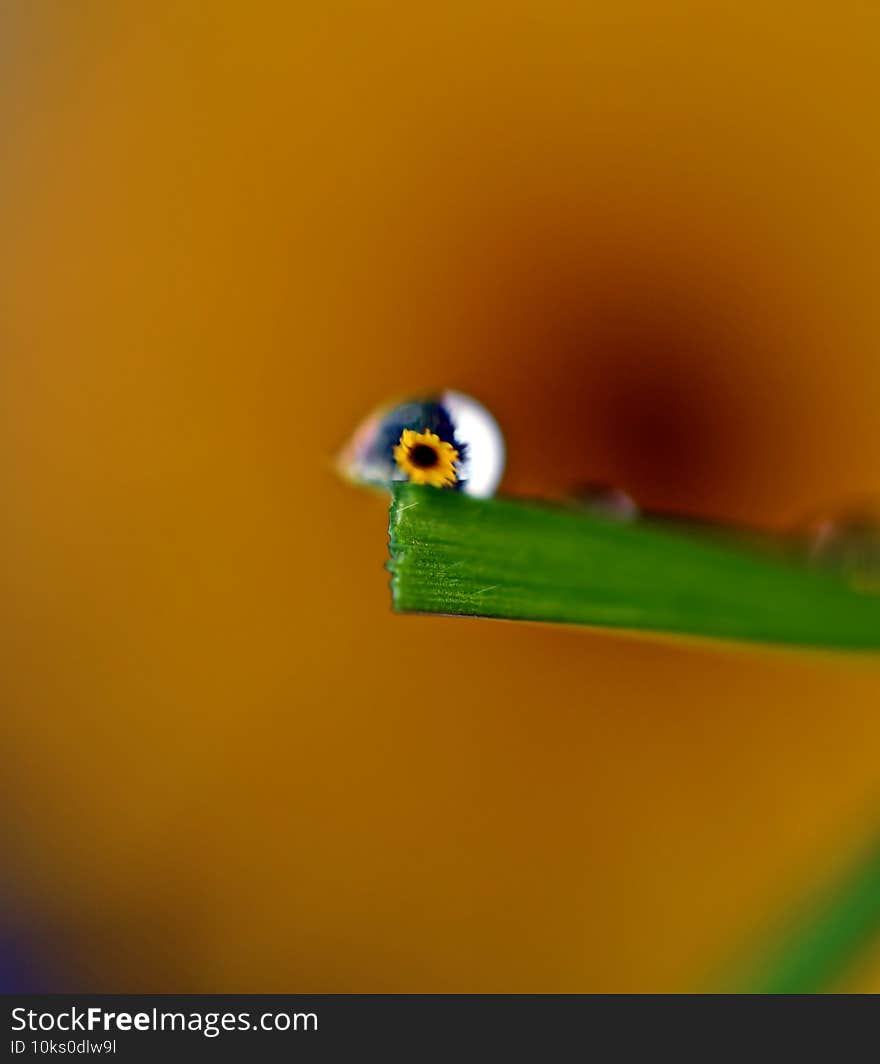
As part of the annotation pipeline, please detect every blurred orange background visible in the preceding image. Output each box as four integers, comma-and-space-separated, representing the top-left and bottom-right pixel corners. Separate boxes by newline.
2, 1, 880, 991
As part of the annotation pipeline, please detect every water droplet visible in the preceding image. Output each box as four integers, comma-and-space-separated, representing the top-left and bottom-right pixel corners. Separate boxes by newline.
337, 390, 505, 498
568, 482, 640, 522
800, 502, 880, 593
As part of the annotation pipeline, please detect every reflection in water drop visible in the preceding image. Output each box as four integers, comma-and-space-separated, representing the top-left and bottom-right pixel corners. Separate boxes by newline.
337, 390, 505, 498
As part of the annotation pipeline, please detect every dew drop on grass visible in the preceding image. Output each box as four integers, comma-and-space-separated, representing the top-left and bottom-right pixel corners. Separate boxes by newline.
801, 503, 880, 593
338, 390, 505, 498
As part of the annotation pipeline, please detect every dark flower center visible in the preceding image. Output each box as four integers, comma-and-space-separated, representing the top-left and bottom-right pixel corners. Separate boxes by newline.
409, 443, 439, 468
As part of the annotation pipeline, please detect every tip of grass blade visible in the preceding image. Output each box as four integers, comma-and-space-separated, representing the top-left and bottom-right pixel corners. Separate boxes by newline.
387, 483, 880, 650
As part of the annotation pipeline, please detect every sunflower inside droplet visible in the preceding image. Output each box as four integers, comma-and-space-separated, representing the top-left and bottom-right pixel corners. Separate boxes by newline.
337, 390, 505, 497
393, 428, 459, 487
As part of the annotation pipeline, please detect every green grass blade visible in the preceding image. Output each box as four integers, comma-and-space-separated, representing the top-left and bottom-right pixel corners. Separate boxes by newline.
387, 484, 880, 649
721, 839, 880, 993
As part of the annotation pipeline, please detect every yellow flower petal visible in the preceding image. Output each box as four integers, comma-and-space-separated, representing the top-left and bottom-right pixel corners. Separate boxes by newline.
393, 428, 459, 488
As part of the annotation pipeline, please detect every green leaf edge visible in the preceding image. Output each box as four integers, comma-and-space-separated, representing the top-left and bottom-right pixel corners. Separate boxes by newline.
387, 484, 880, 650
